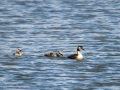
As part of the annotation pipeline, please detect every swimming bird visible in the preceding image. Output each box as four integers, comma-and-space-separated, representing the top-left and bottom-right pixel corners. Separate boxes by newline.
67, 46, 85, 60
13, 48, 23, 56
44, 51, 63, 57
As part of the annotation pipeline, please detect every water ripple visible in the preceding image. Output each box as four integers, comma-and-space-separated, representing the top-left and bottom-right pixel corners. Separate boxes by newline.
0, 0, 120, 89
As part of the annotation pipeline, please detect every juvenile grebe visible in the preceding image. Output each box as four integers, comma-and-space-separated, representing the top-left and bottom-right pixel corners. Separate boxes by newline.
44, 51, 63, 57
13, 48, 23, 56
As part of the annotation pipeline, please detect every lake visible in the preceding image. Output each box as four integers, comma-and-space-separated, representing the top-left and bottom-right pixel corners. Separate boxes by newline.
0, 0, 120, 89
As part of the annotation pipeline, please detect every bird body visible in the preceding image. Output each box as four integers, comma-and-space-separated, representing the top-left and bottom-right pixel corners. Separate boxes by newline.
13, 48, 23, 56
67, 46, 84, 60
44, 51, 63, 57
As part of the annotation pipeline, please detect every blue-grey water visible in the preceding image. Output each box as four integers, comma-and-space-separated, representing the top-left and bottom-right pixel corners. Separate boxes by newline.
0, 0, 120, 90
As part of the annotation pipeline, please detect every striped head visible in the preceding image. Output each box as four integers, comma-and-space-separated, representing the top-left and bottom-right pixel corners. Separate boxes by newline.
17, 48, 22, 52
57, 51, 63, 56
77, 46, 85, 51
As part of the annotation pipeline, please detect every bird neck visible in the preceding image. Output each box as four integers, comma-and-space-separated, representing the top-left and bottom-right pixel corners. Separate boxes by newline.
56, 53, 60, 57
77, 51, 81, 55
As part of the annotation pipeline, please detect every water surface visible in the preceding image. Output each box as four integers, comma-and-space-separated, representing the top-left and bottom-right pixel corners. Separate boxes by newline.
0, 0, 120, 89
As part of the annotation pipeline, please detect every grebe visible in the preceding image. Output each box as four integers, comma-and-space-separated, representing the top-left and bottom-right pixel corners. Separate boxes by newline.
67, 46, 84, 60
44, 51, 63, 57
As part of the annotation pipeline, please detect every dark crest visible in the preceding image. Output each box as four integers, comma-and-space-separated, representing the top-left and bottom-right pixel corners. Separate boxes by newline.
79, 46, 85, 50
77, 46, 80, 51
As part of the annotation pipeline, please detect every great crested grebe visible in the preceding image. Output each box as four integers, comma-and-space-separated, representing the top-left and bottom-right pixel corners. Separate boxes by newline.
67, 46, 84, 60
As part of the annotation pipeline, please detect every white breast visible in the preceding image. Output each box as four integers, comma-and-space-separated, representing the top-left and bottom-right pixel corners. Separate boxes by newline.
77, 52, 83, 60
